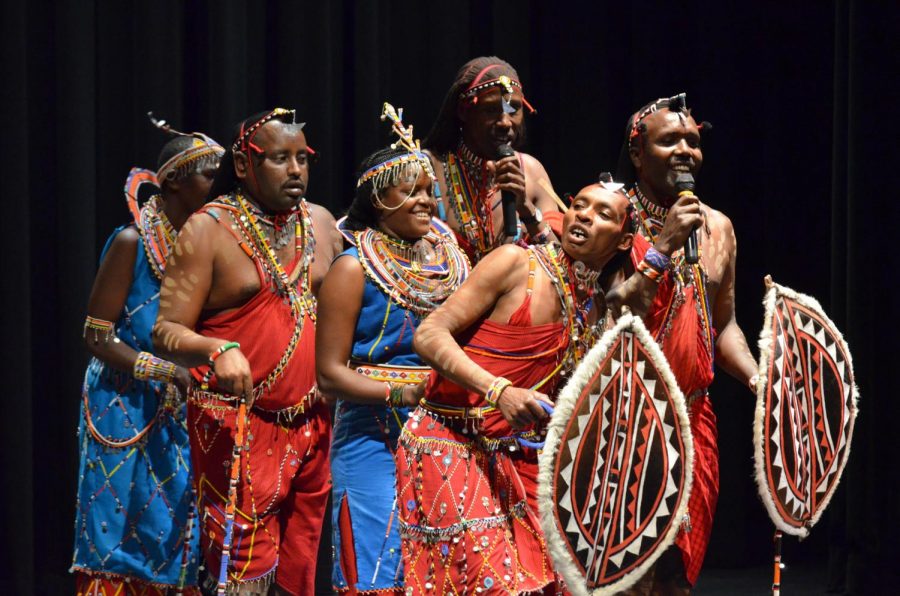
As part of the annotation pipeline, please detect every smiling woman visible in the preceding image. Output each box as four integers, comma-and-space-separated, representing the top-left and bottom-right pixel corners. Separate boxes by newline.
315, 103, 470, 595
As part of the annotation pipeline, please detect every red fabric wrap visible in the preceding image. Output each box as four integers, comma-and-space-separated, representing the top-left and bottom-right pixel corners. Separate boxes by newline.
631, 234, 717, 585
397, 296, 568, 593
187, 209, 330, 595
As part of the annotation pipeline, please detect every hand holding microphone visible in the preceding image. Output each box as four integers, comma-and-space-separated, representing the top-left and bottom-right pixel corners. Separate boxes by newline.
675, 173, 700, 264
495, 143, 522, 238
652, 174, 704, 260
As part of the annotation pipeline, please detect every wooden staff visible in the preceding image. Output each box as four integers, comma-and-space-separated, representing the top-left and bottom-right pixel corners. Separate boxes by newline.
217, 399, 249, 594
772, 530, 783, 595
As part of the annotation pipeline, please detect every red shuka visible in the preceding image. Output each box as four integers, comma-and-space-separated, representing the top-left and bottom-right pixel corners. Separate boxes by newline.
186, 204, 330, 596
632, 234, 718, 586
397, 261, 568, 595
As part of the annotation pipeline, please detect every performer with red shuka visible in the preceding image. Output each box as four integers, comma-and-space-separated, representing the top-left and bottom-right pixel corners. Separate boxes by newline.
423, 56, 567, 263
401, 182, 636, 594
152, 108, 342, 595
612, 93, 759, 594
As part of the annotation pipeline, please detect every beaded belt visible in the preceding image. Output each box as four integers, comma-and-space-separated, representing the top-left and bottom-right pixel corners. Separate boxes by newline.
351, 361, 431, 385
419, 399, 496, 419
685, 388, 709, 408
399, 500, 528, 541
188, 386, 318, 423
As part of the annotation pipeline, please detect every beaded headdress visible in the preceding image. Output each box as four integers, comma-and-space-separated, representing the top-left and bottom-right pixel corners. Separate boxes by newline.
232, 107, 303, 155
626, 92, 712, 149
458, 65, 536, 114
357, 102, 435, 190
148, 112, 224, 182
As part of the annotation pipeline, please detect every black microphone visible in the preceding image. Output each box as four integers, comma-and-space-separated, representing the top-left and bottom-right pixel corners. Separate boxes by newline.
496, 144, 518, 238
675, 173, 700, 264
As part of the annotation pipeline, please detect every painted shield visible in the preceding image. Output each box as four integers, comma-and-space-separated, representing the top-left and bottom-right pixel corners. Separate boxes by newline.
754, 276, 859, 537
538, 313, 693, 595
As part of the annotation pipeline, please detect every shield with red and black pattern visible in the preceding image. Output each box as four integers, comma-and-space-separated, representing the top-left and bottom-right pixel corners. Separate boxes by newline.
754, 277, 859, 537
538, 313, 693, 595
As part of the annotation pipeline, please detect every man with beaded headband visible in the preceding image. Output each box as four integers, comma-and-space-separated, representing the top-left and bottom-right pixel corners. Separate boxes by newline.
316, 103, 471, 595
72, 115, 223, 595
424, 56, 566, 264
401, 177, 637, 593
611, 93, 759, 594
152, 108, 342, 595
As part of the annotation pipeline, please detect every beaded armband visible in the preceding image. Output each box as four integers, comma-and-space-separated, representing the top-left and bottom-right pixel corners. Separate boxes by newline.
200, 341, 241, 391
485, 377, 513, 408
133, 351, 177, 383
84, 315, 115, 344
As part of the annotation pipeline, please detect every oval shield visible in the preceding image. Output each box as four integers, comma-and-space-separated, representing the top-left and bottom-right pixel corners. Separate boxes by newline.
754, 277, 859, 537
538, 313, 693, 595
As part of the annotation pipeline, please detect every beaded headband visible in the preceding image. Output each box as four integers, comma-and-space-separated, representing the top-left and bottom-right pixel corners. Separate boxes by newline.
356, 102, 435, 190
627, 92, 695, 147
149, 112, 224, 182
458, 66, 536, 114
232, 107, 304, 155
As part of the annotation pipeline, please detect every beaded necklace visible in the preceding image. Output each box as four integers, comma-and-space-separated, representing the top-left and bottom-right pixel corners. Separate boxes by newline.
136, 194, 176, 281
442, 142, 500, 260
531, 243, 602, 375
202, 192, 317, 401
354, 225, 471, 318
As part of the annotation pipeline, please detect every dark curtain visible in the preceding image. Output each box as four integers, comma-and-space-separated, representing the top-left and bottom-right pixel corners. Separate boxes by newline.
1, 1, 895, 594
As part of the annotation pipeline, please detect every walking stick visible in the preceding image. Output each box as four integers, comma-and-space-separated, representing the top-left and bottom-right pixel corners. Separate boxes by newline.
217, 398, 248, 594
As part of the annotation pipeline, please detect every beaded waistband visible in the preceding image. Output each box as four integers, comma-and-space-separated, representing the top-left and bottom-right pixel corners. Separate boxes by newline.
419, 399, 496, 419
188, 386, 318, 423
351, 361, 431, 385
399, 500, 528, 542
400, 423, 540, 454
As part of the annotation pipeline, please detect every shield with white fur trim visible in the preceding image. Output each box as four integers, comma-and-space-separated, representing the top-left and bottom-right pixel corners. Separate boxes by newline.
754, 276, 858, 537
538, 312, 693, 595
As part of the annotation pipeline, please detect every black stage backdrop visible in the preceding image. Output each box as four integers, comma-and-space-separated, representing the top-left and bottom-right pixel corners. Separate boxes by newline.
1, 1, 896, 594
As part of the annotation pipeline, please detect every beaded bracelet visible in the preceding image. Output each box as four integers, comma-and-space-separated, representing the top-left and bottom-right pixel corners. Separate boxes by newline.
200, 341, 241, 390
133, 351, 177, 383
530, 223, 553, 244
637, 259, 664, 283
644, 246, 671, 272
84, 315, 115, 344
389, 383, 405, 408
485, 376, 513, 408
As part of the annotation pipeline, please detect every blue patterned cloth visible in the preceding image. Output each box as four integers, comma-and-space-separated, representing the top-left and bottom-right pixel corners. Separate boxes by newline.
71, 226, 198, 588
331, 246, 427, 593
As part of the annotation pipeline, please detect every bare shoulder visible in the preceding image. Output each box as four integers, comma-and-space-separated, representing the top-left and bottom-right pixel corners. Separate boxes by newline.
519, 152, 548, 176
475, 243, 530, 280
307, 201, 337, 225
111, 225, 140, 248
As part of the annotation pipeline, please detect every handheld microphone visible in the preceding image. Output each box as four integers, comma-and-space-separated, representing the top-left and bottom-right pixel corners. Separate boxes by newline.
496, 144, 518, 238
675, 173, 700, 264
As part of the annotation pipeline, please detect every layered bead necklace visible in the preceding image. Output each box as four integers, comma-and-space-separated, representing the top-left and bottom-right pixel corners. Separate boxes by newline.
442, 142, 501, 260
136, 194, 175, 281
532, 242, 603, 375
202, 192, 317, 401
355, 225, 471, 318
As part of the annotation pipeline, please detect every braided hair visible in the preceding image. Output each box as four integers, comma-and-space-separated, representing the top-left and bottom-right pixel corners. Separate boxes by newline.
424, 56, 527, 154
